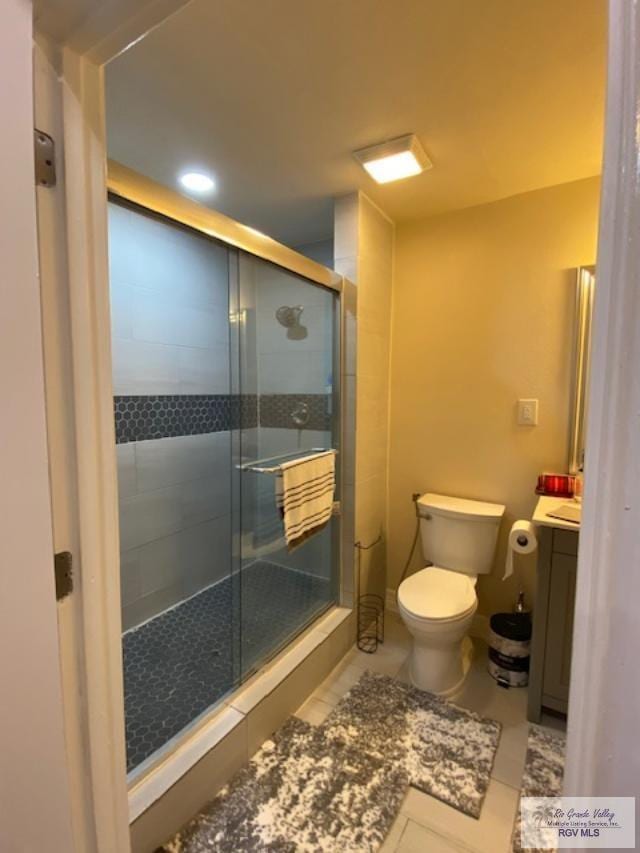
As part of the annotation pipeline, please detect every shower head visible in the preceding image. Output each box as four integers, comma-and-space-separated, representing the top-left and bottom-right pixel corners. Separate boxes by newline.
276, 305, 304, 328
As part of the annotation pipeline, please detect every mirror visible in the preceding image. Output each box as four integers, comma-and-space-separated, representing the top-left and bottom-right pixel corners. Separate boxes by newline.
569, 266, 595, 474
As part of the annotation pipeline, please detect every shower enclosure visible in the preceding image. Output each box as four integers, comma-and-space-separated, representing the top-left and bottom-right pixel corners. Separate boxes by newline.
108, 197, 341, 774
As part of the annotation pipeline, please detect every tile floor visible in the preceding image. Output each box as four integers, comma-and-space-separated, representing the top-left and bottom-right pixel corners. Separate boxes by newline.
295, 613, 566, 853
123, 561, 330, 772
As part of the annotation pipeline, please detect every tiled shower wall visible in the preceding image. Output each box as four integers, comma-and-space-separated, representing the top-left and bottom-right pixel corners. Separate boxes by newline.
109, 202, 234, 630
241, 257, 334, 581
253, 260, 334, 396
109, 204, 231, 397
334, 192, 394, 602
293, 238, 334, 270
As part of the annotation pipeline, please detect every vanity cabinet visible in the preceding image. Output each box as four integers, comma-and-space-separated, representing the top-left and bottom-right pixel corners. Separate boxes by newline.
528, 524, 578, 722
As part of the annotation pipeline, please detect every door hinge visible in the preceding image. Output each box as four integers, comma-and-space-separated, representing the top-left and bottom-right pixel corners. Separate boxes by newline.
34, 129, 56, 187
54, 551, 73, 600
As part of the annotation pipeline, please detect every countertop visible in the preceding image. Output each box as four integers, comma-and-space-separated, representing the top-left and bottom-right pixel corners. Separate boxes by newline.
532, 495, 581, 531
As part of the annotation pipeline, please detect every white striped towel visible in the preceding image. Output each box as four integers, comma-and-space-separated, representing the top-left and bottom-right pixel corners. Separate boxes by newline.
275, 451, 336, 547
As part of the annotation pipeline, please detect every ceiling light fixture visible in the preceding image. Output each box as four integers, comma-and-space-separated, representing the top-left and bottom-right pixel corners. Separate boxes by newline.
179, 171, 215, 194
353, 134, 432, 184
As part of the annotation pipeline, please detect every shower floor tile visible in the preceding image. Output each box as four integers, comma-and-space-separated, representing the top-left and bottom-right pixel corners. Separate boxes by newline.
122, 561, 330, 773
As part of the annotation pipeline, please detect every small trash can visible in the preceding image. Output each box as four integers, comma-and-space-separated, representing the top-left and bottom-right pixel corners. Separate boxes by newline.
488, 612, 532, 688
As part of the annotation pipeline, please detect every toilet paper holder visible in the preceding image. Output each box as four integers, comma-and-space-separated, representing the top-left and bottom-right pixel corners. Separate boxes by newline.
504, 520, 538, 580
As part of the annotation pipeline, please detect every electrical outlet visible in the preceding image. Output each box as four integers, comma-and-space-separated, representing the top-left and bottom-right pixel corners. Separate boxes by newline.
517, 399, 539, 426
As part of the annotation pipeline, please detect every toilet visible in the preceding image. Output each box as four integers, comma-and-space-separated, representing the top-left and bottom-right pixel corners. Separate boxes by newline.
398, 492, 505, 697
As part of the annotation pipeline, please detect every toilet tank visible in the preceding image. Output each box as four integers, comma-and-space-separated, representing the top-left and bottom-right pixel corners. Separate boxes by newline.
417, 492, 505, 576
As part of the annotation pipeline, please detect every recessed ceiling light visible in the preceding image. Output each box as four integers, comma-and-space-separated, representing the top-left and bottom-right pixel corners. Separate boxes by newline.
353, 134, 432, 184
179, 171, 215, 194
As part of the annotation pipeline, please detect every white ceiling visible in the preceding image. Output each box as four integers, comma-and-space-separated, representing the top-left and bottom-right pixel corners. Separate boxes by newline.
34, 0, 94, 41
34, 0, 190, 54
105, 0, 606, 247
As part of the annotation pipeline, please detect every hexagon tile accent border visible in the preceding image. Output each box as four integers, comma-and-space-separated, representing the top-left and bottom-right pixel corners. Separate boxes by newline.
114, 394, 258, 443
114, 393, 332, 443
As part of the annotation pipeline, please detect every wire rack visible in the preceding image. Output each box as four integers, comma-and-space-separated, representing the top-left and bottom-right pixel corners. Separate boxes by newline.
355, 533, 385, 653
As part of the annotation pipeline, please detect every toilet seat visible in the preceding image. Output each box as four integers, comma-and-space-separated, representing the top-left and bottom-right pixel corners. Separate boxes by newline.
398, 566, 476, 622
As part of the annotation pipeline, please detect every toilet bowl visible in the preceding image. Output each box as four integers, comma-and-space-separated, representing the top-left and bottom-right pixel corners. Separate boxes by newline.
398, 567, 478, 696
398, 492, 505, 696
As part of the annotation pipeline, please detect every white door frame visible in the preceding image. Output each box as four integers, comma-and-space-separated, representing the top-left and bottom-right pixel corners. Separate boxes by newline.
34, 4, 193, 850
564, 0, 640, 810
0, 2, 75, 851
58, 48, 132, 851
35, 0, 640, 849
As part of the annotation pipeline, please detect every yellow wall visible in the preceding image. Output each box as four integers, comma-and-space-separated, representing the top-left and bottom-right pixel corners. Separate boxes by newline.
388, 177, 600, 615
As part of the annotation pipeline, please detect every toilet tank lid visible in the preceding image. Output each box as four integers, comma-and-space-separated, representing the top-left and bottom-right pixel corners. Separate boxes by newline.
418, 492, 506, 521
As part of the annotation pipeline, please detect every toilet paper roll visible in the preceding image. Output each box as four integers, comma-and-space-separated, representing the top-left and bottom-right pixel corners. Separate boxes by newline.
504, 520, 538, 580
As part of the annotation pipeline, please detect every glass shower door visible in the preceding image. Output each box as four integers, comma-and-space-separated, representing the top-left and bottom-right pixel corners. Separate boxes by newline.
109, 199, 241, 775
236, 253, 339, 678
110, 195, 340, 776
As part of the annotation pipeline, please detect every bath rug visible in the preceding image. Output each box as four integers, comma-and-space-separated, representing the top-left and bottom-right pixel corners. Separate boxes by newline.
512, 725, 566, 853
319, 670, 501, 819
161, 716, 408, 852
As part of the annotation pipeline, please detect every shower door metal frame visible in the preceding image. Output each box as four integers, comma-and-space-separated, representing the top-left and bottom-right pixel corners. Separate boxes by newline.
106, 159, 347, 609
108, 160, 343, 294
107, 163, 348, 724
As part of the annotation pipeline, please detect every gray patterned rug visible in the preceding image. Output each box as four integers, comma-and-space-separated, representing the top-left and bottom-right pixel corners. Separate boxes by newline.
161, 716, 408, 852
319, 670, 501, 818
512, 724, 566, 853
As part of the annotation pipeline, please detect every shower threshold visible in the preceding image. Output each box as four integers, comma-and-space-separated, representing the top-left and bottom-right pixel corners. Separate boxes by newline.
122, 560, 331, 773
